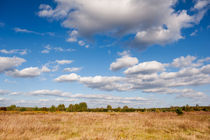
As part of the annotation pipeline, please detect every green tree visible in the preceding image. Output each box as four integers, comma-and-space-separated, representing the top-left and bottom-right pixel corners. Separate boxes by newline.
122, 106, 129, 112
79, 102, 88, 112
74, 104, 80, 112
8, 105, 16, 111
57, 104, 65, 111
107, 105, 112, 111
116, 107, 121, 112
67, 104, 74, 112
33, 106, 39, 111
49, 105, 56, 112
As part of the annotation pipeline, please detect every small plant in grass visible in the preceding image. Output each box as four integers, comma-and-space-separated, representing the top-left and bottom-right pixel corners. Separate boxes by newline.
176, 108, 183, 115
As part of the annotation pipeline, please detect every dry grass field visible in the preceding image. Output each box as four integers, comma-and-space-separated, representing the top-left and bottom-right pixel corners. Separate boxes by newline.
0, 111, 209, 140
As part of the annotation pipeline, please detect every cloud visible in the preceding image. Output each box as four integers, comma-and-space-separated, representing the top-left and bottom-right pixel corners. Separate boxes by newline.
0, 49, 28, 55
55, 73, 80, 82
143, 88, 206, 99
67, 30, 78, 42
64, 67, 82, 72
110, 51, 138, 71
124, 61, 165, 75
29, 89, 67, 97
38, 0, 209, 49
66, 30, 89, 48
194, 0, 210, 10
0, 89, 9, 95
6, 66, 50, 78
55, 55, 210, 99
171, 55, 199, 68
0, 56, 26, 73
14, 27, 54, 36
190, 29, 198, 36
4, 89, 150, 107
41, 44, 74, 54
14, 27, 41, 34
6, 67, 42, 78
41, 65, 51, 72
56, 60, 73, 65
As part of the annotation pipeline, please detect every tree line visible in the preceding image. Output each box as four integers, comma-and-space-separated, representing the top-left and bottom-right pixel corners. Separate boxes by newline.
0, 103, 209, 113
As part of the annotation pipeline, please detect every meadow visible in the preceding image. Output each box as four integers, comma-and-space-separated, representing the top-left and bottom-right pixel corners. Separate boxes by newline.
0, 111, 209, 140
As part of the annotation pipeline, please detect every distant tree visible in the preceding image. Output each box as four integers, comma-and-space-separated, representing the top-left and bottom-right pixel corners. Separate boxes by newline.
79, 102, 88, 112
8, 105, 16, 111
176, 108, 183, 115
107, 105, 112, 111
155, 108, 160, 113
33, 106, 39, 111
116, 107, 121, 112
0, 107, 7, 111
74, 104, 80, 112
41, 107, 48, 111
67, 104, 74, 112
195, 104, 200, 111
185, 104, 191, 112
122, 106, 129, 112
57, 104, 65, 111
49, 105, 56, 112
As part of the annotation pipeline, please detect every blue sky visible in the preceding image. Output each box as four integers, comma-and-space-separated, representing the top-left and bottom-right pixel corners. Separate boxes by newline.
0, 0, 210, 108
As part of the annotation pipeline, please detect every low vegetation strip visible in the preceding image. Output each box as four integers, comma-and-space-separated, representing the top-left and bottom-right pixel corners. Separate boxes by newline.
0, 112, 209, 140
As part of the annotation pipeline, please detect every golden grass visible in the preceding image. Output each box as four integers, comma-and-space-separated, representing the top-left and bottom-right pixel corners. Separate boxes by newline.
0, 111, 209, 140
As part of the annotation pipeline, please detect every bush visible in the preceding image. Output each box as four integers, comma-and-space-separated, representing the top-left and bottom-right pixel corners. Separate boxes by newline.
8, 105, 16, 111
20, 107, 26, 112
176, 108, 183, 115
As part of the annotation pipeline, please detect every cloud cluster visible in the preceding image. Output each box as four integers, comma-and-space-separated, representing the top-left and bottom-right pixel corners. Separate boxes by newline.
67, 30, 89, 48
38, 0, 209, 49
55, 55, 210, 99
0, 49, 28, 55
0, 56, 51, 78
0, 89, 150, 107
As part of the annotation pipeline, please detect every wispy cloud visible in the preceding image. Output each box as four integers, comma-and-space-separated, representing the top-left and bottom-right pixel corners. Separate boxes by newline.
41, 44, 75, 54
13, 27, 54, 36
64, 67, 82, 72
0, 49, 28, 55
190, 29, 198, 36
56, 60, 73, 65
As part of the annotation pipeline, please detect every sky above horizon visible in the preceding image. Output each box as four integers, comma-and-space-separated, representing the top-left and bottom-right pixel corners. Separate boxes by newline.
0, 0, 210, 108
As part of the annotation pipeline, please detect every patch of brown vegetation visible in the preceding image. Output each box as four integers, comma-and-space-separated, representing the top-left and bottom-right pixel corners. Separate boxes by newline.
0, 111, 209, 140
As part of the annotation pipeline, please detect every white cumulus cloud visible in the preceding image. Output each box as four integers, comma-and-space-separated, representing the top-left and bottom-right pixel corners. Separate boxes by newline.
0, 57, 26, 73
38, 0, 209, 49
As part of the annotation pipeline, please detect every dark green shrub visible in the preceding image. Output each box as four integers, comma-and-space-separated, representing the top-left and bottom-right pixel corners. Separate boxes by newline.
176, 108, 183, 115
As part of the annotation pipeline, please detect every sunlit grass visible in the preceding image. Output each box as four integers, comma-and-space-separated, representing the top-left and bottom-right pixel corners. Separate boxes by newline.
0, 111, 209, 140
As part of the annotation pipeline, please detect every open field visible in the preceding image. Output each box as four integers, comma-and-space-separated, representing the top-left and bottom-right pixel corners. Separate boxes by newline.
0, 111, 209, 140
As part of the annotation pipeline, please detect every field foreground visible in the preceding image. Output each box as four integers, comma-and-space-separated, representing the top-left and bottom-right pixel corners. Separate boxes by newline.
0, 111, 209, 140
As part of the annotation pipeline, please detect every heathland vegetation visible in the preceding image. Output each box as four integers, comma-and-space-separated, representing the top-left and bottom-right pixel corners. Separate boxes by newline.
0, 103, 210, 139
1, 103, 210, 115
0, 111, 209, 139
